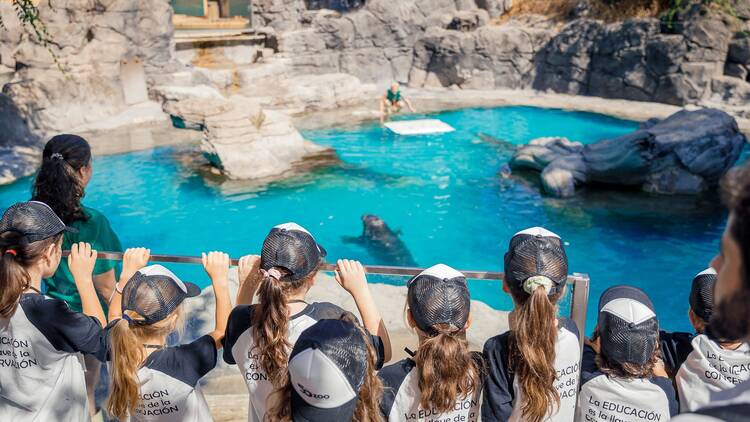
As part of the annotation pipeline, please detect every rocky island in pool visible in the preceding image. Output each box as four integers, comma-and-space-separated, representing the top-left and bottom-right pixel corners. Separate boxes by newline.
1, 0, 750, 421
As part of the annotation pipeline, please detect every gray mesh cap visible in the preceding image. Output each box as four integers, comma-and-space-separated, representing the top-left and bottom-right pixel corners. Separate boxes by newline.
407, 264, 470, 335
288, 319, 368, 422
121, 265, 201, 325
261, 223, 326, 282
598, 285, 659, 366
0, 201, 77, 245
504, 227, 568, 295
689, 268, 717, 322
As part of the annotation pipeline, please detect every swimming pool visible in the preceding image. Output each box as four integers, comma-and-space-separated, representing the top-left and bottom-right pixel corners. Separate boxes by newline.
0, 106, 740, 333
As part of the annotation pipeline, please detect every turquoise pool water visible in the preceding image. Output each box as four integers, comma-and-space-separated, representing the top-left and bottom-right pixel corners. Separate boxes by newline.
0, 106, 740, 333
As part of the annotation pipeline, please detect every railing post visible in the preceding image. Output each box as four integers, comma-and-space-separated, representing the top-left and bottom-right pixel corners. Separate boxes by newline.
570, 273, 590, 352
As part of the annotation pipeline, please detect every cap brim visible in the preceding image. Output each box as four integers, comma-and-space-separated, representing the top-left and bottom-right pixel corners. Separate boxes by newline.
316, 243, 327, 259
291, 388, 356, 422
184, 282, 202, 298
63, 226, 79, 234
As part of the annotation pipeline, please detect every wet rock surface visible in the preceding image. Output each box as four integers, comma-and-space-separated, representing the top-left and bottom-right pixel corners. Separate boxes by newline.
511, 109, 747, 197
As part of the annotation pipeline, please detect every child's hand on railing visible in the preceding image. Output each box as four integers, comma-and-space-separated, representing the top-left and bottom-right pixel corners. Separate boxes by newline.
202, 251, 230, 287
120, 248, 151, 284
334, 259, 368, 297
68, 242, 98, 285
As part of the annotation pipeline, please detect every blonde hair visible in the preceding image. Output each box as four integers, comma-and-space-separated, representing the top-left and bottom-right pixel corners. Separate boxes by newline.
107, 306, 184, 420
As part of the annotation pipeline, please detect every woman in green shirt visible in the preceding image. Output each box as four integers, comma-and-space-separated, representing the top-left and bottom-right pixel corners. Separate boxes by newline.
32, 134, 122, 417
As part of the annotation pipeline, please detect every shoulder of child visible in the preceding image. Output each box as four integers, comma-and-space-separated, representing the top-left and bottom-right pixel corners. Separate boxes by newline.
308, 301, 355, 322
558, 317, 580, 339
149, 335, 218, 388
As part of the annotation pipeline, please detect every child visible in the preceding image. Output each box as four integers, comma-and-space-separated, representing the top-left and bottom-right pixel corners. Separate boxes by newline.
578, 285, 677, 421
482, 227, 580, 422
105, 248, 232, 421
223, 222, 392, 422
267, 317, 383, 422
0, 201, 108, 421
660, 268, 750, 412
379, 264, 483, 422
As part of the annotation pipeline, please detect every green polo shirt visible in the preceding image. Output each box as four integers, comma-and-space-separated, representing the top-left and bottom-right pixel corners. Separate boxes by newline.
44, 206, 122, 313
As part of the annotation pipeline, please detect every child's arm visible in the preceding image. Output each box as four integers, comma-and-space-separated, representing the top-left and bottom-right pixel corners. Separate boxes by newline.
202, 251, 231, 349
68, 242, 106, 327
404, 97, 416, 113
334, 259, 392, 363
108, 248, 150, 322
236, 254, 262, 305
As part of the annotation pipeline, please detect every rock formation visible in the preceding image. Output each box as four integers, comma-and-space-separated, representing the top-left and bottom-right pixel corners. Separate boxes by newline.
0, 93, 40, 184
511, 109, 747, 197
0, 0, 180, 135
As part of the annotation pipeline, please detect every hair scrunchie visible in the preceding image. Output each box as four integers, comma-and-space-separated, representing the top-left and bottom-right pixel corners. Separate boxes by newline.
261, 268, 283, 280
122, 314, 134, 326
4, 249, 17, 257
50, 153, 64, 161
523, 275, 554, 295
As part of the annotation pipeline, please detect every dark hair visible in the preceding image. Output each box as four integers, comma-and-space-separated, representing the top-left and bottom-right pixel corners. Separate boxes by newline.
251, 266, 318, 387
0, 231, 63, 317
594, 326, 661, 378
32, 134, 92, 224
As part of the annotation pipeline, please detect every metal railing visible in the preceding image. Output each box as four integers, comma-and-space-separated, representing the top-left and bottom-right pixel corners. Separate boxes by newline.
63, 250, 591, 348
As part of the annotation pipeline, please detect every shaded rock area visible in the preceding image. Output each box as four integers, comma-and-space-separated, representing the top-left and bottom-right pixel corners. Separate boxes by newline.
511, 109, 747, 197
0, 93, 41, 184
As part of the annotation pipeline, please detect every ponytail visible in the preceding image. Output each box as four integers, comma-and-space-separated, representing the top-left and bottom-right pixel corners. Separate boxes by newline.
415, 325, 482, 414
251, 270, 310, 387
0, 231, 62, 318
508, 286, 563, 422
32, 134, 92, 224
107, 308, 183, 420
107, 317, 144, 421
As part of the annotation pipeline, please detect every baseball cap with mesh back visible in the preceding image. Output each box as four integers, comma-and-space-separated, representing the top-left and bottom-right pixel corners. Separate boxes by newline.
598, 285, 659, 366
407, 264, 471, 335
503, 227, 568, 295
121, 265, 201, 325
288, 319, 369, 422
689, 268, 717, 322
261, 223, 326, 282
0, 201, 77, 245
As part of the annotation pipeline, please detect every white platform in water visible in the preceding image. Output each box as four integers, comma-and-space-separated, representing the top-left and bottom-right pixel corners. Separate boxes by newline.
385, 119, 455, 135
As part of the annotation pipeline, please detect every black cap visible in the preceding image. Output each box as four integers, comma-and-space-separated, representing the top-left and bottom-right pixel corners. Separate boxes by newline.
598, 285, 659, 366
0, 201, 77, 245
121, 265, 201, 325
261, 223, 326, 281
407, 264, 470, 335
689, 268, 716, 322
288, 319, 368, 422
504, 227, 568, 296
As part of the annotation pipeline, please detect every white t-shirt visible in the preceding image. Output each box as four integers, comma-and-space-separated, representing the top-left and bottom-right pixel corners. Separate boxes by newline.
671, 378, 750, 422
379, 356, 482, 422
482, 318, 581, 422
661, 331, 750, 412
223, 302, 383, 422
0, 293, 108, 421
115, 334, 218, 422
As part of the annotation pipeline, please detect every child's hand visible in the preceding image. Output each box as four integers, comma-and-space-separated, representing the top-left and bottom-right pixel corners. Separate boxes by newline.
334, 259, 368, 297
203, 251, 230, 285
121, 248, 150, 281
68, 242, 98, 284
238, 255, 261, 284
585, 336, 601, 354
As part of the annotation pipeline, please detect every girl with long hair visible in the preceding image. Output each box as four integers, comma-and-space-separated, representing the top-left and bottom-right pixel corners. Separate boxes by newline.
0, 201, 108, 421
105, 249, 232, 421
482, 227, 581, 422
578, 285, 677, 420
223, 222, 392, 422
266, 317, 384, 422
379, 264, 484, 422
32, 134, 123, 415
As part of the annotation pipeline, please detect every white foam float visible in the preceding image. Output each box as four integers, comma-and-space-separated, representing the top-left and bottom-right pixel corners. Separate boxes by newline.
384, 119, 455, 135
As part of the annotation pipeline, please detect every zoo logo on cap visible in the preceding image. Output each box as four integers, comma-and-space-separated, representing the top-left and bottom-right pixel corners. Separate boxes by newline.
288, 347, 357, 409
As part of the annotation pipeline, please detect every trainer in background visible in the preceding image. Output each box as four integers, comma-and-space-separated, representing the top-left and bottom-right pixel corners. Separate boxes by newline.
31, 133, 122, 417
673, 162, 750, 421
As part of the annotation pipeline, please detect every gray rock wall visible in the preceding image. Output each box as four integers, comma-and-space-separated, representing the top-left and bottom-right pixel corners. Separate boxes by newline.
0, 0, 179, 135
